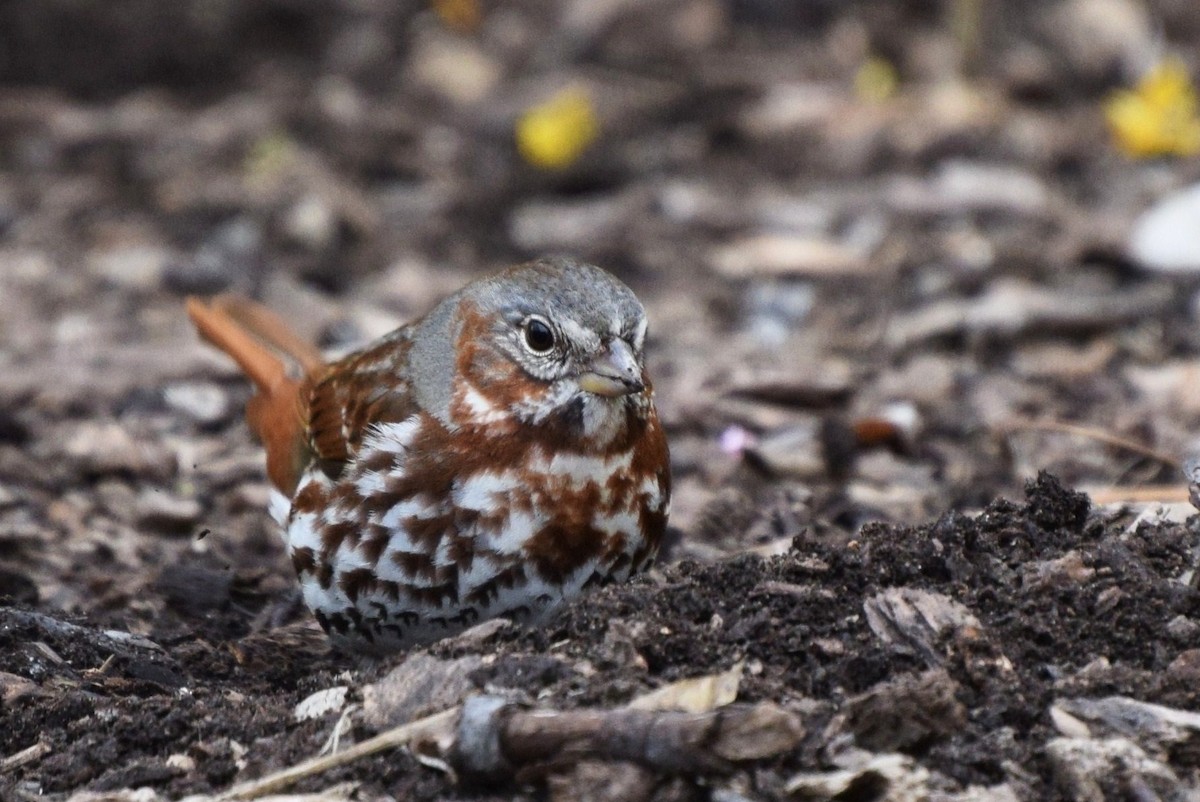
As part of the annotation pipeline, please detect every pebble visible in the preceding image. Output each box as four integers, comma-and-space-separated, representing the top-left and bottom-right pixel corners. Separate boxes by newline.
163, 382, 232, 428
362, 653, 485, 730
135, 489, 203, 534
94, 479, 137, 523
62, 422, 177, 481
409, 31, 500, 105
282, 194, 338, 253
87, 244, 170, 290
1166, 615, 1200, 641
1127, 183, 1200, 273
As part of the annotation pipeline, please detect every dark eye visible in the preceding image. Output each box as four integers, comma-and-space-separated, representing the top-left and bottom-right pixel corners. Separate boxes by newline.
523, 317, 555, 353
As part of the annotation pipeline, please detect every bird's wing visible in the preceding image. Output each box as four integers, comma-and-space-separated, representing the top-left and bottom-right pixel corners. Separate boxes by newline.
303, 327, 420, 467
188, 296, 419, 494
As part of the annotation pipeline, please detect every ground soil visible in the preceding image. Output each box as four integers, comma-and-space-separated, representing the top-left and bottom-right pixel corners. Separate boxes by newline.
3, 2, 1200, 801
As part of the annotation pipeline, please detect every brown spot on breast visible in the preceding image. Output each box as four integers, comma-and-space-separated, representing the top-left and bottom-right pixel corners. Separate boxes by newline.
360, 524, 392, 565
291, 546, 316, 576
463, 561, 526, 607
359, 447, 394, 475
339, 567, 375, 602
391, 549, 439, 583
292, 480, 330, 515
315, 561, 335, 590
320, 519, 359, 556
525, 519, 607, 585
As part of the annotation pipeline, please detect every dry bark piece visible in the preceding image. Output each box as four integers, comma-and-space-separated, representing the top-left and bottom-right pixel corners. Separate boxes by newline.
784, 752, 929, 800
1051, 696, 1200, 754
547, 759, 657, 802
361, 652, 485, 730
841, 669, 966, 752
1020, 550, 1094, 591
1046, 737, 1184, 802
863, 588, 983, 665
451, 695, 804, 782
294, 687, 349, 723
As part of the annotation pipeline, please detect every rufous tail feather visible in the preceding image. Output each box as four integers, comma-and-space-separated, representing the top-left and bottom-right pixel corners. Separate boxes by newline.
186, 296, 317, 494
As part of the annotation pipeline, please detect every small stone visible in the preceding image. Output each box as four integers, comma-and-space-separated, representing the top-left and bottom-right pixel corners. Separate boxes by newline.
282, 194, 338, 253
1128, 183, 1200, 273
165, 754, 196, 773
63, 422, 177, 480
163, 382, 231, 428
87, 245, 170, 290
1022, 551, 1095, 591
1166, 615, 1200, 641
409, 32, 500, 105
135, 489, 203, 534
0, 671, 42, 704
1167, 649, 1200, 679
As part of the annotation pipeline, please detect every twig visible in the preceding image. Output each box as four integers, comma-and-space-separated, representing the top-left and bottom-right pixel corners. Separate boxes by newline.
0, 740, 51, 773
453, 696, 804, 781
999, 418, 1179, 467
218, 708, 458, 800
217, 696, 805, 799
1086, 485, 1191, 505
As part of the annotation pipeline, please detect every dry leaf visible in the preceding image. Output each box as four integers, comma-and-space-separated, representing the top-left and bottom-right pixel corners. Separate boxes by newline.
627, 660, 743, 713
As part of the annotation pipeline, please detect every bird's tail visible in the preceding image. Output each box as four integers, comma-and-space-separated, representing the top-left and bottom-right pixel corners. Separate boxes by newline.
186, 295, 319, 494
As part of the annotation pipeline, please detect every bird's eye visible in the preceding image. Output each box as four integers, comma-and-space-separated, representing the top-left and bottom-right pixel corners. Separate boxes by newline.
523, 317, 556, 353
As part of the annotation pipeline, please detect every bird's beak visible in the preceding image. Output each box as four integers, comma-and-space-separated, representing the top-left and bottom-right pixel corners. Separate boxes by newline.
578, 339, 645, 397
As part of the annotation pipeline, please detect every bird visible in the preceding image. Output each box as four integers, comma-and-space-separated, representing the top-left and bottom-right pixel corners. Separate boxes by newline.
187, 257, 671, 653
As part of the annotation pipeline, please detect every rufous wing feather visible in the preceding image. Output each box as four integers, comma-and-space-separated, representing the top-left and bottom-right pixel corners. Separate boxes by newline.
304, 333, 419, 463
186, 296, 314, 494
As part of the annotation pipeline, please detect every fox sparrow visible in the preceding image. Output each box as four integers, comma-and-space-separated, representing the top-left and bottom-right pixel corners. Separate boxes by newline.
187, 257, 670, 652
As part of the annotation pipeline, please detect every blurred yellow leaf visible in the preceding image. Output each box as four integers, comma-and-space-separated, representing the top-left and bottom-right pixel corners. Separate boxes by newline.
516, 87, 599, 170
854, 56, 898, 103
1105, 59, 1200, 158
432, 0, 481, 33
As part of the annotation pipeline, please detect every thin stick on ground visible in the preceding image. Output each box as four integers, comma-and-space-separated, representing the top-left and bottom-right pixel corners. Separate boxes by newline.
1000, 418, 1179, 468
218, 708, 459, 801
1085, 485, 1190, 505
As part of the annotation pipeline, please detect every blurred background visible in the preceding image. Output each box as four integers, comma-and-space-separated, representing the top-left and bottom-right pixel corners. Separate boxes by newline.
3, 0, 1200, 608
